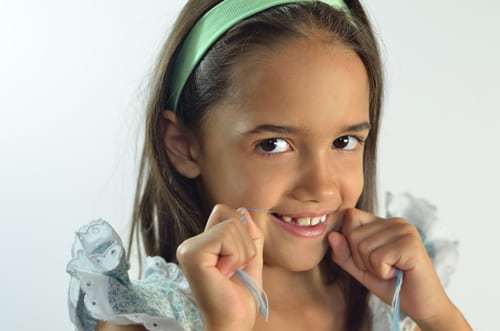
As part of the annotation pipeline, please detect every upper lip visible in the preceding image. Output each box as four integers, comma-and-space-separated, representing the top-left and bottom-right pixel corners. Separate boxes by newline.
273, 210, 335, 218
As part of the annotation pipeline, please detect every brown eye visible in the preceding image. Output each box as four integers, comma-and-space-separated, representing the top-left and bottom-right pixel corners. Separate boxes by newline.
333, 135, 364, 151
255, 138, 290, 156
260, 139, 278, 152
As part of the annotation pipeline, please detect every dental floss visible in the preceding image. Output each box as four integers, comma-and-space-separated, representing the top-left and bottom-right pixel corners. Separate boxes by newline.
235, 269, 270, 321
235, 208, 270, 321
392, 269, 404, 330
241, 207, 404, 330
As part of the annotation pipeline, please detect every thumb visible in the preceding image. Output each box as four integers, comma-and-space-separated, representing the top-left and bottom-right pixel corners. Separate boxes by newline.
328, 230, 368, 280
328, 231, 352, 268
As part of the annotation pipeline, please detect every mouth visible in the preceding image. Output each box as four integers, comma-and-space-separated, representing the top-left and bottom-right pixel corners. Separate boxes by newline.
271, 212, 328, 226
270, 212, 329, 238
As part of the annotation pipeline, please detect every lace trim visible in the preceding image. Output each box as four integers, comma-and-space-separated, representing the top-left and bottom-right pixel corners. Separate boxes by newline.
66, 219, 203, 331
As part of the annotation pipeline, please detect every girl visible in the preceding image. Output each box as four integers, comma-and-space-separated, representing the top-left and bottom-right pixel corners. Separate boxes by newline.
66, 1, 472, 330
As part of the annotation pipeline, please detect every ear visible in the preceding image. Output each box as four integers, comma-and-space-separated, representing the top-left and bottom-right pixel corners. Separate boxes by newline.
161, 110, 202, 179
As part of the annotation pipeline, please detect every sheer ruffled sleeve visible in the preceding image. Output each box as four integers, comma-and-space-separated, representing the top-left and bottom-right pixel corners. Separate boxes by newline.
369, 192, 460, 331
67, 191, 459, 331
66, 219, 204, 331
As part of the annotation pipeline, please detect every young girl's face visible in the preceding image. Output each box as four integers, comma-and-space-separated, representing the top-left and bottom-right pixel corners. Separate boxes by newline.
196, 39, 370, 272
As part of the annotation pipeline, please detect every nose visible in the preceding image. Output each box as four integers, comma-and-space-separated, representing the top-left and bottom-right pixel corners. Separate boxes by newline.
291, 152, 341, 204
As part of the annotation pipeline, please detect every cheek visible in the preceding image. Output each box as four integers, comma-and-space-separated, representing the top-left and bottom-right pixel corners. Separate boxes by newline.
335, 156, 364, 205
227, 163, 283, 206
348, 165, 365, 205
200, 154, 278, 208
346, 173, 364, 205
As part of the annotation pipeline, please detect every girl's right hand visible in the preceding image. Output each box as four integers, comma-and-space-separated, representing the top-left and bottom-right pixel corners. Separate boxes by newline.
176, 204, 265, 331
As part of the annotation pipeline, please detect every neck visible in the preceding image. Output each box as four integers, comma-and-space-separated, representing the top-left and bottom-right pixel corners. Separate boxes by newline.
261, 263, 341, 313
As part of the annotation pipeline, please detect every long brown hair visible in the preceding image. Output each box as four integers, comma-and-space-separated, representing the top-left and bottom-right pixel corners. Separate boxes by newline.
127, 1, 384, 330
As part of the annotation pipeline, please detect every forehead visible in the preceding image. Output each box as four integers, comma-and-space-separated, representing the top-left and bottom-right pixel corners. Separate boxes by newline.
211, 39, 370, 133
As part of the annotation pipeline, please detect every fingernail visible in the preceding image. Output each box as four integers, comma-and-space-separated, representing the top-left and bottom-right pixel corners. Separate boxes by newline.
237, 207, 248, 223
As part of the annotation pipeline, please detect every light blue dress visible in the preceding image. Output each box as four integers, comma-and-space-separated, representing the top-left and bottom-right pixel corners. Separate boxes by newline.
66, 192, 459, 331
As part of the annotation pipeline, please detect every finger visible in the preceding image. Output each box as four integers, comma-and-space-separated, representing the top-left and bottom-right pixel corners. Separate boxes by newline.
348, 220, 387, 272
329, 230, 388, 283
177, 221, 237, 278
212, 222, 247, 277
328, 231, 396, 302
359, 219, 412, 274
217, 209, 261, 278
341, 208, 378, 272
370, 233, 419, 277
204, 204, 241, 231
203, 204, 251, 276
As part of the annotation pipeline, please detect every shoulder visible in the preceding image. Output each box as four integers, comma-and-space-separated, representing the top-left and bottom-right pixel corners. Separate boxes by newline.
66, 219, 203, 331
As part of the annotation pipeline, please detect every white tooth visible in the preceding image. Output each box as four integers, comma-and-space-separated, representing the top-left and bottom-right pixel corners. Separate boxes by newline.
297, 218, 311, 226
311, 217, 321, 226
282, 216, 292, 223
320, 215, 327, 223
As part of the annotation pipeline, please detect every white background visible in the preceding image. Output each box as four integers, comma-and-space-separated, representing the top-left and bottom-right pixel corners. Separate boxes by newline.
1, 0, 498, 329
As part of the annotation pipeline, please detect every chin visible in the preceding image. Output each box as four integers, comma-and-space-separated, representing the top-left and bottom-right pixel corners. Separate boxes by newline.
264, 245, 328, 272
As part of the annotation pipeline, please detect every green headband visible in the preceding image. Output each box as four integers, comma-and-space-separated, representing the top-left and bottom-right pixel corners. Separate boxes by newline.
166, 0, 355, 112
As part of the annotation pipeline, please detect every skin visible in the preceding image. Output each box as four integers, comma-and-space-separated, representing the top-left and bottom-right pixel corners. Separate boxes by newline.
162, 38, 472, 331
164, 38, 368, 329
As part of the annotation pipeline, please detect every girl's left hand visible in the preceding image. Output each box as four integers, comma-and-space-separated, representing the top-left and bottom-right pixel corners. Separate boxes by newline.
327, 207, 453, 324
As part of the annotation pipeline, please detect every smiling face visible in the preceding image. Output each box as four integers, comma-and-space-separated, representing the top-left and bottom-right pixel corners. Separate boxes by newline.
194, 38, 370, 271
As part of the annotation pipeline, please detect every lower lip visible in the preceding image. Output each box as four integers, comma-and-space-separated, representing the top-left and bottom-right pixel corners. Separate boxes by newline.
271, 214, 328, 238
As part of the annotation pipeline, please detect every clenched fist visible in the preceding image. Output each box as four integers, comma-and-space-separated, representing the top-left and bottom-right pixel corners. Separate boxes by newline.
176, 205, 264, 331
328, 207, 453, 325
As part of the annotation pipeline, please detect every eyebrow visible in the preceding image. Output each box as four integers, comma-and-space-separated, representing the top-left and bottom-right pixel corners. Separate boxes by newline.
241, 122, 371, 136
